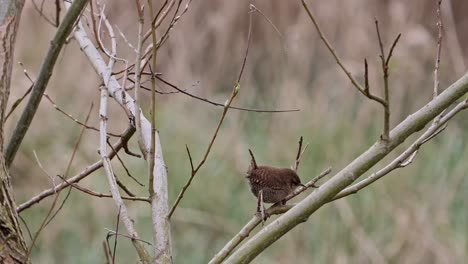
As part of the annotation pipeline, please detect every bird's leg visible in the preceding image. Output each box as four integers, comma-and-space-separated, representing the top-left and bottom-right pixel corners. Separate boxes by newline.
257, 190, 267, 225
256, 190, 261, 213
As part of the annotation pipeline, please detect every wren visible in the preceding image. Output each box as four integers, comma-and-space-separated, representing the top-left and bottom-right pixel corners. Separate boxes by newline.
246, 150, 304, 220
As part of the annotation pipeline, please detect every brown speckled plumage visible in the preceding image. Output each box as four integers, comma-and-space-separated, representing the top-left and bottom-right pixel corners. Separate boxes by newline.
246, 165, 302, 204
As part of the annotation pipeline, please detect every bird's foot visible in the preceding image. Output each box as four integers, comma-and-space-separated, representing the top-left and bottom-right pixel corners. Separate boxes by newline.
255, 209, 270, 224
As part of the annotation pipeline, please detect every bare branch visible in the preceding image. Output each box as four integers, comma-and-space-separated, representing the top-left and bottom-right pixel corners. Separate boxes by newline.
374, 19, 401, 142
104, 229, 152, 245
57, 175, 149, 202
107, 140, 144, 186
42, 93, 121, 137
44, 104, 94, 227
133, 0, 146, 160
301, 0, 366, 95
26, 103, 92, 258
168, 84, 240, 218
167, 7, 255, 218
156, 76, 299, 113
185, 144, 194, 171
434, 0, 443, 99
293, 136, 309, 172
249, 4, 283, 42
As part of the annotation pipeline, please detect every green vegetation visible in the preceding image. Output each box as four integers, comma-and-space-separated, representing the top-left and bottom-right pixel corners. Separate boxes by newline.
7, 0, 467, 263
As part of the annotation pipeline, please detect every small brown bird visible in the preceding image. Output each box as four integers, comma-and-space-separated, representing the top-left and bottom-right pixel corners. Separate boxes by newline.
246, 149, 304, 219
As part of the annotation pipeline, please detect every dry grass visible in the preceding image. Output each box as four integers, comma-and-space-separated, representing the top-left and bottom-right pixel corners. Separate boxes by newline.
6, 0, 468, 263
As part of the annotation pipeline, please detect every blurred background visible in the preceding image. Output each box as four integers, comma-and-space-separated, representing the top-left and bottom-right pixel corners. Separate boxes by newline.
5, 0, 468, 263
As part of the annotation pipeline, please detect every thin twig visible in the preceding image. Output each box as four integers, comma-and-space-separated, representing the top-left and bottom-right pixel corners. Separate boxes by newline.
44, 104, 94, 227
143, 0, 174, 42
301, 0, 365, 94
31, 0, 56, 26
43, 93, 120, 137
153, 0, 193, 51
57, 175, 149, 202
17, 125, 136, 213
112, 207, 121, 264
249, 4, 283, 42
293, 136, 309, 173
434, 0, 443, 99
185, 144, 194, 171
156, 76, 299, 113
168, 6, 255, 218
147, 0, 158, 202
115, 174, 137, 197
10, 62, 120, 137
26, 103, 92, 258
104, 229, 152, 245
374, 19, 401, 142
103, 240, 112, 264
26, 153, 62, 259
55, 0, 60, 26
134, 0, 146, 160
107, 140, 144, 186
4, 85, 32, 121
168, 84, 240, 219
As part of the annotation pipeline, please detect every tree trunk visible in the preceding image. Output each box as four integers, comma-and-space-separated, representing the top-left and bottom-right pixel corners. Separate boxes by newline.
0, 0, 28, 263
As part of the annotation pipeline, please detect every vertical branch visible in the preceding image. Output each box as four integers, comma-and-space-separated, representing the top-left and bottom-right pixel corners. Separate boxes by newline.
434, 0, 443, 99
374, 19, 390, 142
146, 1, 173, 263
293, 136, 309, 172
374, 19, 400, 142
147, 0, 158, 201
98, 84, 151, 263
133, 0, 146, 159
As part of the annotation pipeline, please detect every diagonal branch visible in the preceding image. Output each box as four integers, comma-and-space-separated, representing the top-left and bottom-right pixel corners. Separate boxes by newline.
155, 76, 300, 113
301, 0, 366, 96
167, 4, 256, 218
5, 0, 90, 168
